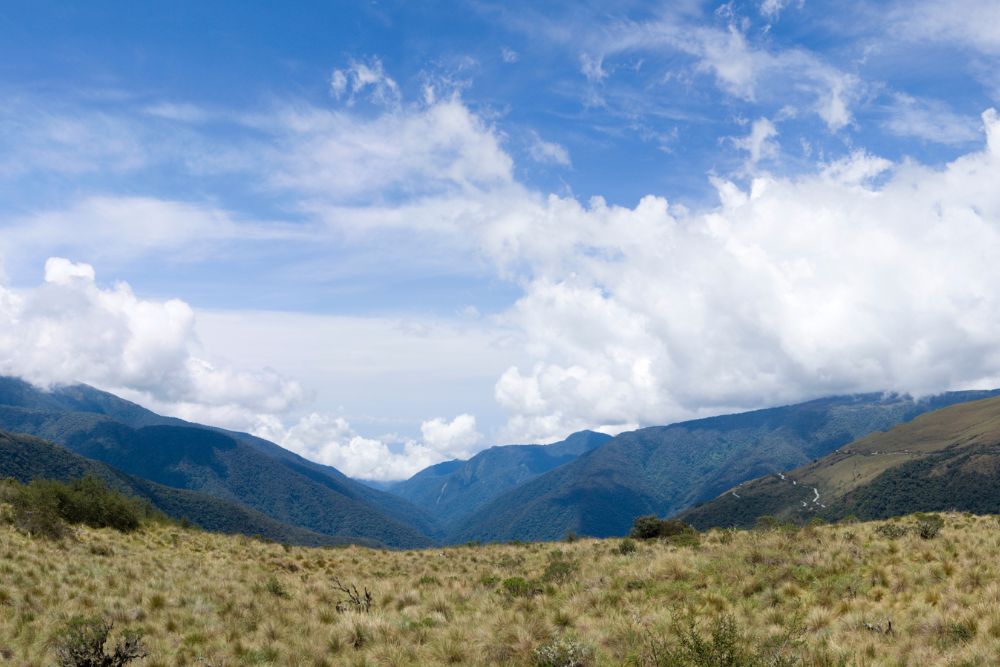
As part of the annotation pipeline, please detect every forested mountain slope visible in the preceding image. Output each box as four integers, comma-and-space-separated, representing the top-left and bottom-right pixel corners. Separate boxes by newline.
449, 391, 1000, 542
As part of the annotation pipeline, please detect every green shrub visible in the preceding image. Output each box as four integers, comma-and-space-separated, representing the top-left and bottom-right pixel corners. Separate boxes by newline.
542, 559, 577, 584
915, 514, 944, 540
10, 481, 66, 539
262, 576, 288, 598
875, 523, 909, 539
533, 637, 594, 667
618, 538, 637, 555
630, 516, 695, 540
54, 616, 146, 667
501, 577, 535, 598
653, 615, 801, 667
665, 531, 700, 548
10, 476, 145, 538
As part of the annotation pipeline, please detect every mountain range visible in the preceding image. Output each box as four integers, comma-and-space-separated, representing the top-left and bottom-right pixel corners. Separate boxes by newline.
445, 391, 1000, 542
0, 377, 435, 548
386, 430, 612, 529
679, 393, 1000, 528
3, 373, 1000, 547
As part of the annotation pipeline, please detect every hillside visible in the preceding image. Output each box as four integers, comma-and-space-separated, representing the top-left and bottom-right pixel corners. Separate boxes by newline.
2, 507, 998, 665
0, 431, 366, 546
449, 391, 1000, 543
680, 394, 1000, 529
388, 430, 611, 527
0, 377, 437, 548
0, 376, 434, 537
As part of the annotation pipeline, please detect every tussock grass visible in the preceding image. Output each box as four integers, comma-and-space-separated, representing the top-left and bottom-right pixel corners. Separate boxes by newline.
2, 510, 1000, 665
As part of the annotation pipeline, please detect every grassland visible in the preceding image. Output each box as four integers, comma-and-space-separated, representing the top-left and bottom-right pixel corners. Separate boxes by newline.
3, 511, 1000, 666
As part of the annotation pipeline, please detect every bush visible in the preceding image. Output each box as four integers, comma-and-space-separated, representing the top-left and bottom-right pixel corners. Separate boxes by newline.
630, 516, 694, 541
10, 476, 145, 538
262, 576, 289, 598
54, 616, 146, 667
542, 558, 577, 584
875, 523, 909, 539
10, 481, 66, 539
915, 514, 944, 540
652, 615, 800, 667
664, 531, 700, 548
501, 577, 536, 598
618, 538, 637, 555
533, 638, 594, 667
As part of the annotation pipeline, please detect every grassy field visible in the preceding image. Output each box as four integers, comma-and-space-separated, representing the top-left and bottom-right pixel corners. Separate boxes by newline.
3, 511, 1000, 666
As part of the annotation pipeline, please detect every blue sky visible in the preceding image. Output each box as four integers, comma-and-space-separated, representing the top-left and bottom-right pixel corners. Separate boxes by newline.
2, 1, 1000, 478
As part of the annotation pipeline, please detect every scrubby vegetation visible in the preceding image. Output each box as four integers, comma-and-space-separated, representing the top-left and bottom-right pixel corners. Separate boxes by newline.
3, 476, 149, 538
2, 506, 1000, 665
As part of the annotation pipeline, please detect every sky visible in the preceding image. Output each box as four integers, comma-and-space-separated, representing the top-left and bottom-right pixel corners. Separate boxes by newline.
1, 1, 1000, 480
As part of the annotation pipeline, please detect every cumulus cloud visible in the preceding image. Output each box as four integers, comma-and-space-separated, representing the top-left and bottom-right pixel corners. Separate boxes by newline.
273, 412, 482, 480
0, 258, 306, 425
484, 109, 1000, 441
420, 413, 482, 458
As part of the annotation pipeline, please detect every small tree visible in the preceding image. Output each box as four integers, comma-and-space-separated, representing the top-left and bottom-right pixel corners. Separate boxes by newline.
630, 515, 665, 540
55, 617, 146, 667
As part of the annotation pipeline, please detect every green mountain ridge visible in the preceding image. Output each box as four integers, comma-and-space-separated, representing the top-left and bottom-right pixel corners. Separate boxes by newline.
447, 391, 1000, 543
679, 393, 1000, 528
0, 430, 371, 546
388, 430, 612, 528
0, 377, 437, 548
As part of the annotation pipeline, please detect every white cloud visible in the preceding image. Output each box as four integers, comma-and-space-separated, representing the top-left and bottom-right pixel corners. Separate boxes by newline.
420, 413, 482, 458
480, 109, 1000, 442
0, 257, 503, 480
501, 47, 519, 64
760, 0, 788, 18
273, 412, 482, 480
268, 94, 513, 201
0, 258, 306, 418
528, 131, 572, 166
895, 1, 1000, 55
0, 101, 147, 177
330, 57, 401, 106
732, 117, 779, 164
883, 93, 980, 145
579, 53, 608, 84
570, 15, 862, 130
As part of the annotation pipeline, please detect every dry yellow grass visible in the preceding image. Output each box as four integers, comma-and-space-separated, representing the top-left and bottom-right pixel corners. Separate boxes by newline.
2, 511, 1000, 665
